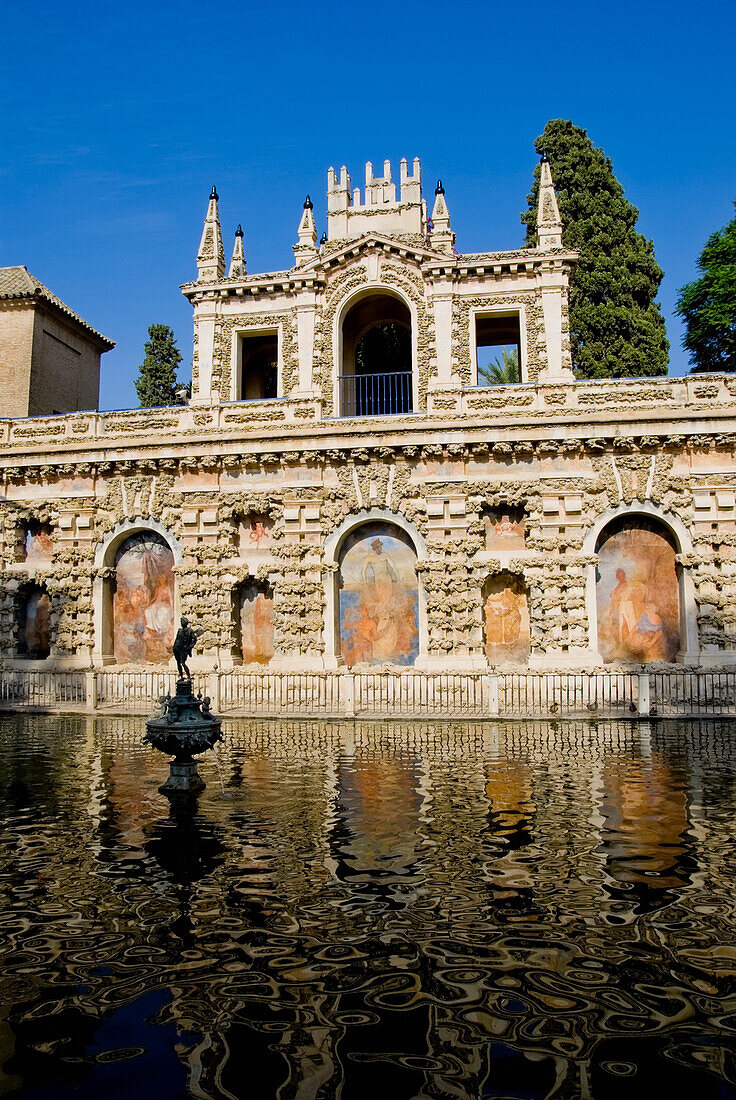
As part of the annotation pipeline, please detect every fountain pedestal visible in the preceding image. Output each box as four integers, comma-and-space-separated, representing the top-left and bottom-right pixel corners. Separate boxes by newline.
144, 678, 223, 795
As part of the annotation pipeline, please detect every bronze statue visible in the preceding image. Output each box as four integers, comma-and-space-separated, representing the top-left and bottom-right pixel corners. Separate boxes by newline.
173, 617, 202, 679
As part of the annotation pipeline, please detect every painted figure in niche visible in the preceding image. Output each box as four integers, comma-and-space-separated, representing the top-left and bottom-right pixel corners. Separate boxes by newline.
23, 524, 54, 563
483, 508, 525, 551
483, 575, 530, 665
597, 521, 680, 663
340, 527, 418, 667
239, 582, 274, 664
113, 533, 175, 664
22, 588, 51, 658
237, 513, 273, 555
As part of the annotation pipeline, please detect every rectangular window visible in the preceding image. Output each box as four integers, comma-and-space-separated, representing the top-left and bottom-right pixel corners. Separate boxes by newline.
239, 332, 278, 400
475, 313, 521, 386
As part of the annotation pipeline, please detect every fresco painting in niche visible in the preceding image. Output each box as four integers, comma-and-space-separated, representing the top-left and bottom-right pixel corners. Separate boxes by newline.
483, 507, 526, 550
237, 513, 273, 556
340, 525, 418, 667
239, 581, 274, 664
113, 533, 175, 664
22, 588, 51, 658
23, 523, 53, 563
596, 520, 680, 663
483, 575, 530, 664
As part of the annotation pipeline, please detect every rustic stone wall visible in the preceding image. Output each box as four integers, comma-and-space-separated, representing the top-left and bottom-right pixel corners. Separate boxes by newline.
3, 419, 736, 670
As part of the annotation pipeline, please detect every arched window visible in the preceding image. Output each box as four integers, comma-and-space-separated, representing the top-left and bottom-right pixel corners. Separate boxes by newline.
17, 583, 52, 659
482, 573, 530, 666
112, 532, 175, 664
235, 579, 274, 665
595, 516, 680, 663
338, 522, 418, 666
340, 293, 412, 416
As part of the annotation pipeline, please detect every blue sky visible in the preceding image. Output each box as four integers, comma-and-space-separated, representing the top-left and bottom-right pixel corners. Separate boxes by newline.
2, 0, 735, 410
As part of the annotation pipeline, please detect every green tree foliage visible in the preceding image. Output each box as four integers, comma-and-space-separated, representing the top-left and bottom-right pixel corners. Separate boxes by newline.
479, 347, 519, 385
676, 202, 736, 373
134, 324, 183, 407
521, 120, 669, 379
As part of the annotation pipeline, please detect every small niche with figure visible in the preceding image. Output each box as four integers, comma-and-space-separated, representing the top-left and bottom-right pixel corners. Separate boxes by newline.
482, 506, 526, 551
236, 579, 274, 665
236, 513, 274, 556
17, 584, 52, 659
17, 520, 54, 563
483, 574, 530, 666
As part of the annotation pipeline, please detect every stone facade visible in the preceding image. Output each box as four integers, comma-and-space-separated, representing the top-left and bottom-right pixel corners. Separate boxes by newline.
1, 160, 735, 673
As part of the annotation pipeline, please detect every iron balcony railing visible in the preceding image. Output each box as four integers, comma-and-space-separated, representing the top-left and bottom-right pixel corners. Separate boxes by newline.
339, 371, 413, 417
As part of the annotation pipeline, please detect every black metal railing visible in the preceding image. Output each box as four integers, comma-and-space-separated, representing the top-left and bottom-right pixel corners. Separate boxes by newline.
339, 371, 413, 417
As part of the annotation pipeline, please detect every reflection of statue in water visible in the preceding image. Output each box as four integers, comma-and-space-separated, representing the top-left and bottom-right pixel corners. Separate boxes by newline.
173, 617, 203, 679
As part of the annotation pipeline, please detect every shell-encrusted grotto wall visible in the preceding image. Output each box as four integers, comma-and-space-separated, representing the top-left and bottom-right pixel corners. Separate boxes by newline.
3, 401, 736, 671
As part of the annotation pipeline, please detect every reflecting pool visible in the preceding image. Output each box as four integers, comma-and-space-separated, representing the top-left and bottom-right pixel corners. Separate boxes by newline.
1, 716, 735, 1099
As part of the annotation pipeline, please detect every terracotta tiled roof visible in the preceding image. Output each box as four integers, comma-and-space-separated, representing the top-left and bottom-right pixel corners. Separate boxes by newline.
0, 266, 115, 349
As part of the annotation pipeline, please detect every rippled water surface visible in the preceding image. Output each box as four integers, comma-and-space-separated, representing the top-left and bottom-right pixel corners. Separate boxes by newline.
1, 716, 735, 1099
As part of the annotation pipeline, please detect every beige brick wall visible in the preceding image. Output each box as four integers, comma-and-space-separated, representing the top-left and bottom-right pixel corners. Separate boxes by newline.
0, 302, 34, 418
28, 308, 101, 415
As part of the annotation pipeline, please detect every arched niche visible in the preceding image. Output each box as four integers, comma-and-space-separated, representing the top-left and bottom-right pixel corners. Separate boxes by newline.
16, 582, 52, 660
93, 520, 182, 666
482, 572, 530, 667
586, 507, 695, 665
337, 289, 414, 416
337, 521, 419, 668
234, 578, 274, 665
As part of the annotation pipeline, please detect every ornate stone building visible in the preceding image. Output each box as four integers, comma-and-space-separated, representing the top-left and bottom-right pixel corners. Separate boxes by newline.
1, 157, 735, 674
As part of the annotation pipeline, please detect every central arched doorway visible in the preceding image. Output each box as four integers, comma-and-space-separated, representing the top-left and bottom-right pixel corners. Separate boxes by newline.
339, 292, 412, 416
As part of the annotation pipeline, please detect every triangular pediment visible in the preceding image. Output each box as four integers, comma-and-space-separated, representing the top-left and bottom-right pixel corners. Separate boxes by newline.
292, 233, 444, 276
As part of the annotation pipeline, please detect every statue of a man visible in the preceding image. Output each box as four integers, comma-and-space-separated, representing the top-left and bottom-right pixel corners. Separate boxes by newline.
173, 617, 202, 679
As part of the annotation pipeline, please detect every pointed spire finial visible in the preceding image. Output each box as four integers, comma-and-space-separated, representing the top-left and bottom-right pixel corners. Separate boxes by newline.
229, 224, 246, 277
536, 156, 563, 249
429, 178, 454, 253
293, 192, 318, 266
197, 186, 225, 281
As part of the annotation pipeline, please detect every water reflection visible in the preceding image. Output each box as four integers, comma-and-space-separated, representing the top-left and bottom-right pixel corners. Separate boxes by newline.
0, 715, 735, 1098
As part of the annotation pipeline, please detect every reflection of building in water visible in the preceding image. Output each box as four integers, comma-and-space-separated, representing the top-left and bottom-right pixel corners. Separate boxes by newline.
3, 717, 733, 1098
600, 755, 691, 905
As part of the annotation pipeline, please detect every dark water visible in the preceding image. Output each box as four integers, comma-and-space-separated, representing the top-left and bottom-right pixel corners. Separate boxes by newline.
1, 716, 735, 1099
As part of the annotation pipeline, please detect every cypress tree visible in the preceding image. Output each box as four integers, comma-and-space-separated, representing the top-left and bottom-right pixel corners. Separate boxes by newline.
134, 324, 183, 407
676, 201, 736, 373
521, 120, 669, 379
